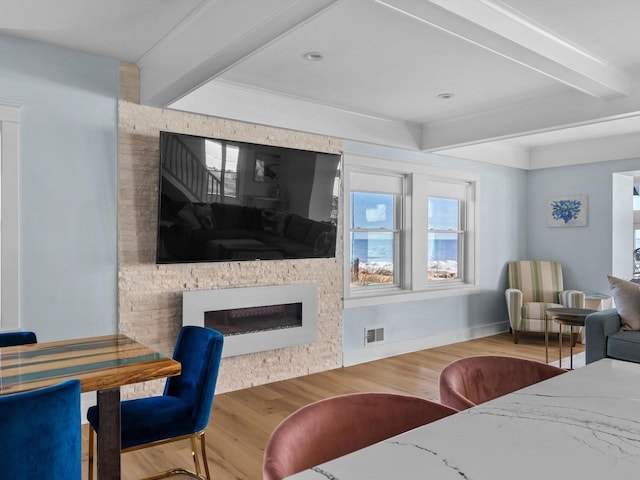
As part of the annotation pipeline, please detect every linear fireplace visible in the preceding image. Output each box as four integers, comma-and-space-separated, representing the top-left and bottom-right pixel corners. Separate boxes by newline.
182, 284, 317, 357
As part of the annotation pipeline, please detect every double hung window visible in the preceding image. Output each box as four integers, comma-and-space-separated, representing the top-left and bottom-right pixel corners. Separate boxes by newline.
348, 171, 404, 292
427, 181, 468, 283
350, 192, 399, 287
345, 155, 477, 304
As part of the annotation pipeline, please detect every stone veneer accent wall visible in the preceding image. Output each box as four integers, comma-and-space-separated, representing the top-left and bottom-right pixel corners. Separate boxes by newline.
118, 63, 343, 397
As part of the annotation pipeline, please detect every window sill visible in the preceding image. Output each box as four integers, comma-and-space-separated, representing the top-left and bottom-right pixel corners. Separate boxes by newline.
344, 283, 481, 309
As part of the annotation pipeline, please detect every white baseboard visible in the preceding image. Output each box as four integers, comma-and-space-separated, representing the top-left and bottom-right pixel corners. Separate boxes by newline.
342, 321, 509, 367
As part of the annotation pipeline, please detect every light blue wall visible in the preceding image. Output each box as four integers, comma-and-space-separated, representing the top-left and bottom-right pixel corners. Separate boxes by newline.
4, 32, 633, 359
342, 141, 527, 353
527, 157, 640, 295
0, 34, 119, 340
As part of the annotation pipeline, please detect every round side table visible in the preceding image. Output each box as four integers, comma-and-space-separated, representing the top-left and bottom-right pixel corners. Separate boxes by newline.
546, 308, 597, 369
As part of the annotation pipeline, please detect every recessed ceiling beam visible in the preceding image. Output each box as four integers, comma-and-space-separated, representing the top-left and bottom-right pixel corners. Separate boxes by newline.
376, 0, 630, 99
139, 0, 338, 107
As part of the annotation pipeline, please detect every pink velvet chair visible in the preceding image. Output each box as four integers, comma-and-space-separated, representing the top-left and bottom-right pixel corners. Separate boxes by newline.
439, 355, 566, 411
262, 392, 457, 480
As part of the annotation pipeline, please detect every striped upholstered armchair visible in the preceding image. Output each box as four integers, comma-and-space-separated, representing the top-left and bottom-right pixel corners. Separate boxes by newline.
505, 260, 585, 343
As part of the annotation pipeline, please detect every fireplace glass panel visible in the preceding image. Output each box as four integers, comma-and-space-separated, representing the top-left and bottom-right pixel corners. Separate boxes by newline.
204, 303, 302, 336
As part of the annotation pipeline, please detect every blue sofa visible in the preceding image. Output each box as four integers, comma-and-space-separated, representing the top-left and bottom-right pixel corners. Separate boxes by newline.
585, 309, 640, 364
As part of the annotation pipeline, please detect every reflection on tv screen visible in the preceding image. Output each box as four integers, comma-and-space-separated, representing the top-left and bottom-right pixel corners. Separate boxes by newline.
156, 131, 341, 263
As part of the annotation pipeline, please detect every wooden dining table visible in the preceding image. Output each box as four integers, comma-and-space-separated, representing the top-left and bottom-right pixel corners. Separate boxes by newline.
287, 358, 640, 479
0, 334, 181, 480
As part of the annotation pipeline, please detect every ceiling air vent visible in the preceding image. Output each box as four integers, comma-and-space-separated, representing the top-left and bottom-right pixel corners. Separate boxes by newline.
365, 327, 385, 346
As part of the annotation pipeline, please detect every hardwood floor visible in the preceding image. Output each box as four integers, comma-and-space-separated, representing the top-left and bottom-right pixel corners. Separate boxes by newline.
82, 332, 583, 480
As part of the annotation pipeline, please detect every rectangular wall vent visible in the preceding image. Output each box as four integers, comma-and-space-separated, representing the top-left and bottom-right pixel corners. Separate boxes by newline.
365, 327, 385, 346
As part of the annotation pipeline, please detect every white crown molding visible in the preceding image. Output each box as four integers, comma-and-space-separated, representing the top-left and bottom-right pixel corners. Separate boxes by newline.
435, 125, 640, 170
421, 77, 640, 152
435, 142, 531, 170
169, 78, 640, 170
529, 131, 640, 170
169, 79, 423, 150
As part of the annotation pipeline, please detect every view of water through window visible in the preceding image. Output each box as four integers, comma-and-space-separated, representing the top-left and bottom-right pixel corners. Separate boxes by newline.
350, 192, 461, 286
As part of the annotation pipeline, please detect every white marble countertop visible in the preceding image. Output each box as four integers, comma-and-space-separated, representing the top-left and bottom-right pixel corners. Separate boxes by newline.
287, 359, 640, 479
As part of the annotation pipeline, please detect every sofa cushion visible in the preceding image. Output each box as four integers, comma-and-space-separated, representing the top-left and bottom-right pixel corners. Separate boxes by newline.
607, 275, 640, 330
211, 203, 247, 228
176, 203, 202, 229
194, 204, 215, 229
313, 229, 336, 256
607, 331, 640, 363
303, 222, 329, 248
284, 214, 312, 243
274, 237, 315, 258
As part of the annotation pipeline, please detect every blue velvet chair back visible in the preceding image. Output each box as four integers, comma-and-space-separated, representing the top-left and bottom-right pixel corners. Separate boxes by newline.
164, 326, 224, 432
0, 330, 37, 347
0, 379, 81, 479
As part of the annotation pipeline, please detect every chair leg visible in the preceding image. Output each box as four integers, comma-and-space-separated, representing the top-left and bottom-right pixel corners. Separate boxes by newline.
190, 436, 202, 478
200, 432, 212, 480
512, 330, 520, 344
190, 432, 212, 480
88, 426, 95, 480
94, 433, 212, 480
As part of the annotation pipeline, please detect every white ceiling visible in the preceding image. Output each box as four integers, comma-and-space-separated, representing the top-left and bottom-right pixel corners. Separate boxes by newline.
2, 0, 640, 168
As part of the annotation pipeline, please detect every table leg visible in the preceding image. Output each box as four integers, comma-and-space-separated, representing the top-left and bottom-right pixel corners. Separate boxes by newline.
569, 325, 574, 370
545, 313, 549, 364
97, 388, 121, 480
558, 327, 562, 369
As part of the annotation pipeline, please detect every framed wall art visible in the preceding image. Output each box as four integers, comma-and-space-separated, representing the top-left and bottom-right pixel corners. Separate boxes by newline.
254, 152, 280, 182
547, 195, 587, 227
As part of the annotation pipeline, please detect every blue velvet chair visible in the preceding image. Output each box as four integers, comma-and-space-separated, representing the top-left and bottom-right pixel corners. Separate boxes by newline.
87, 326, 224, 480
0, 379, 81, 479
0, 330, 37, 347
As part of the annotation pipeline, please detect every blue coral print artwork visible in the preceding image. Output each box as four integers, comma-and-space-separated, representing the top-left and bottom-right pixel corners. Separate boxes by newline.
548, 195, 587, 227
552, 199, 581, 223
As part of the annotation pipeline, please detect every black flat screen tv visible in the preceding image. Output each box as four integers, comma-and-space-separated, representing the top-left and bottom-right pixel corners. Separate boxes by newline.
156, 131, 341, 263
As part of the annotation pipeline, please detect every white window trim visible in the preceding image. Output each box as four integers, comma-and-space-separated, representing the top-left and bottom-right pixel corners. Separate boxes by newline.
344, 154, 479, 308
0, 102, 21, 331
